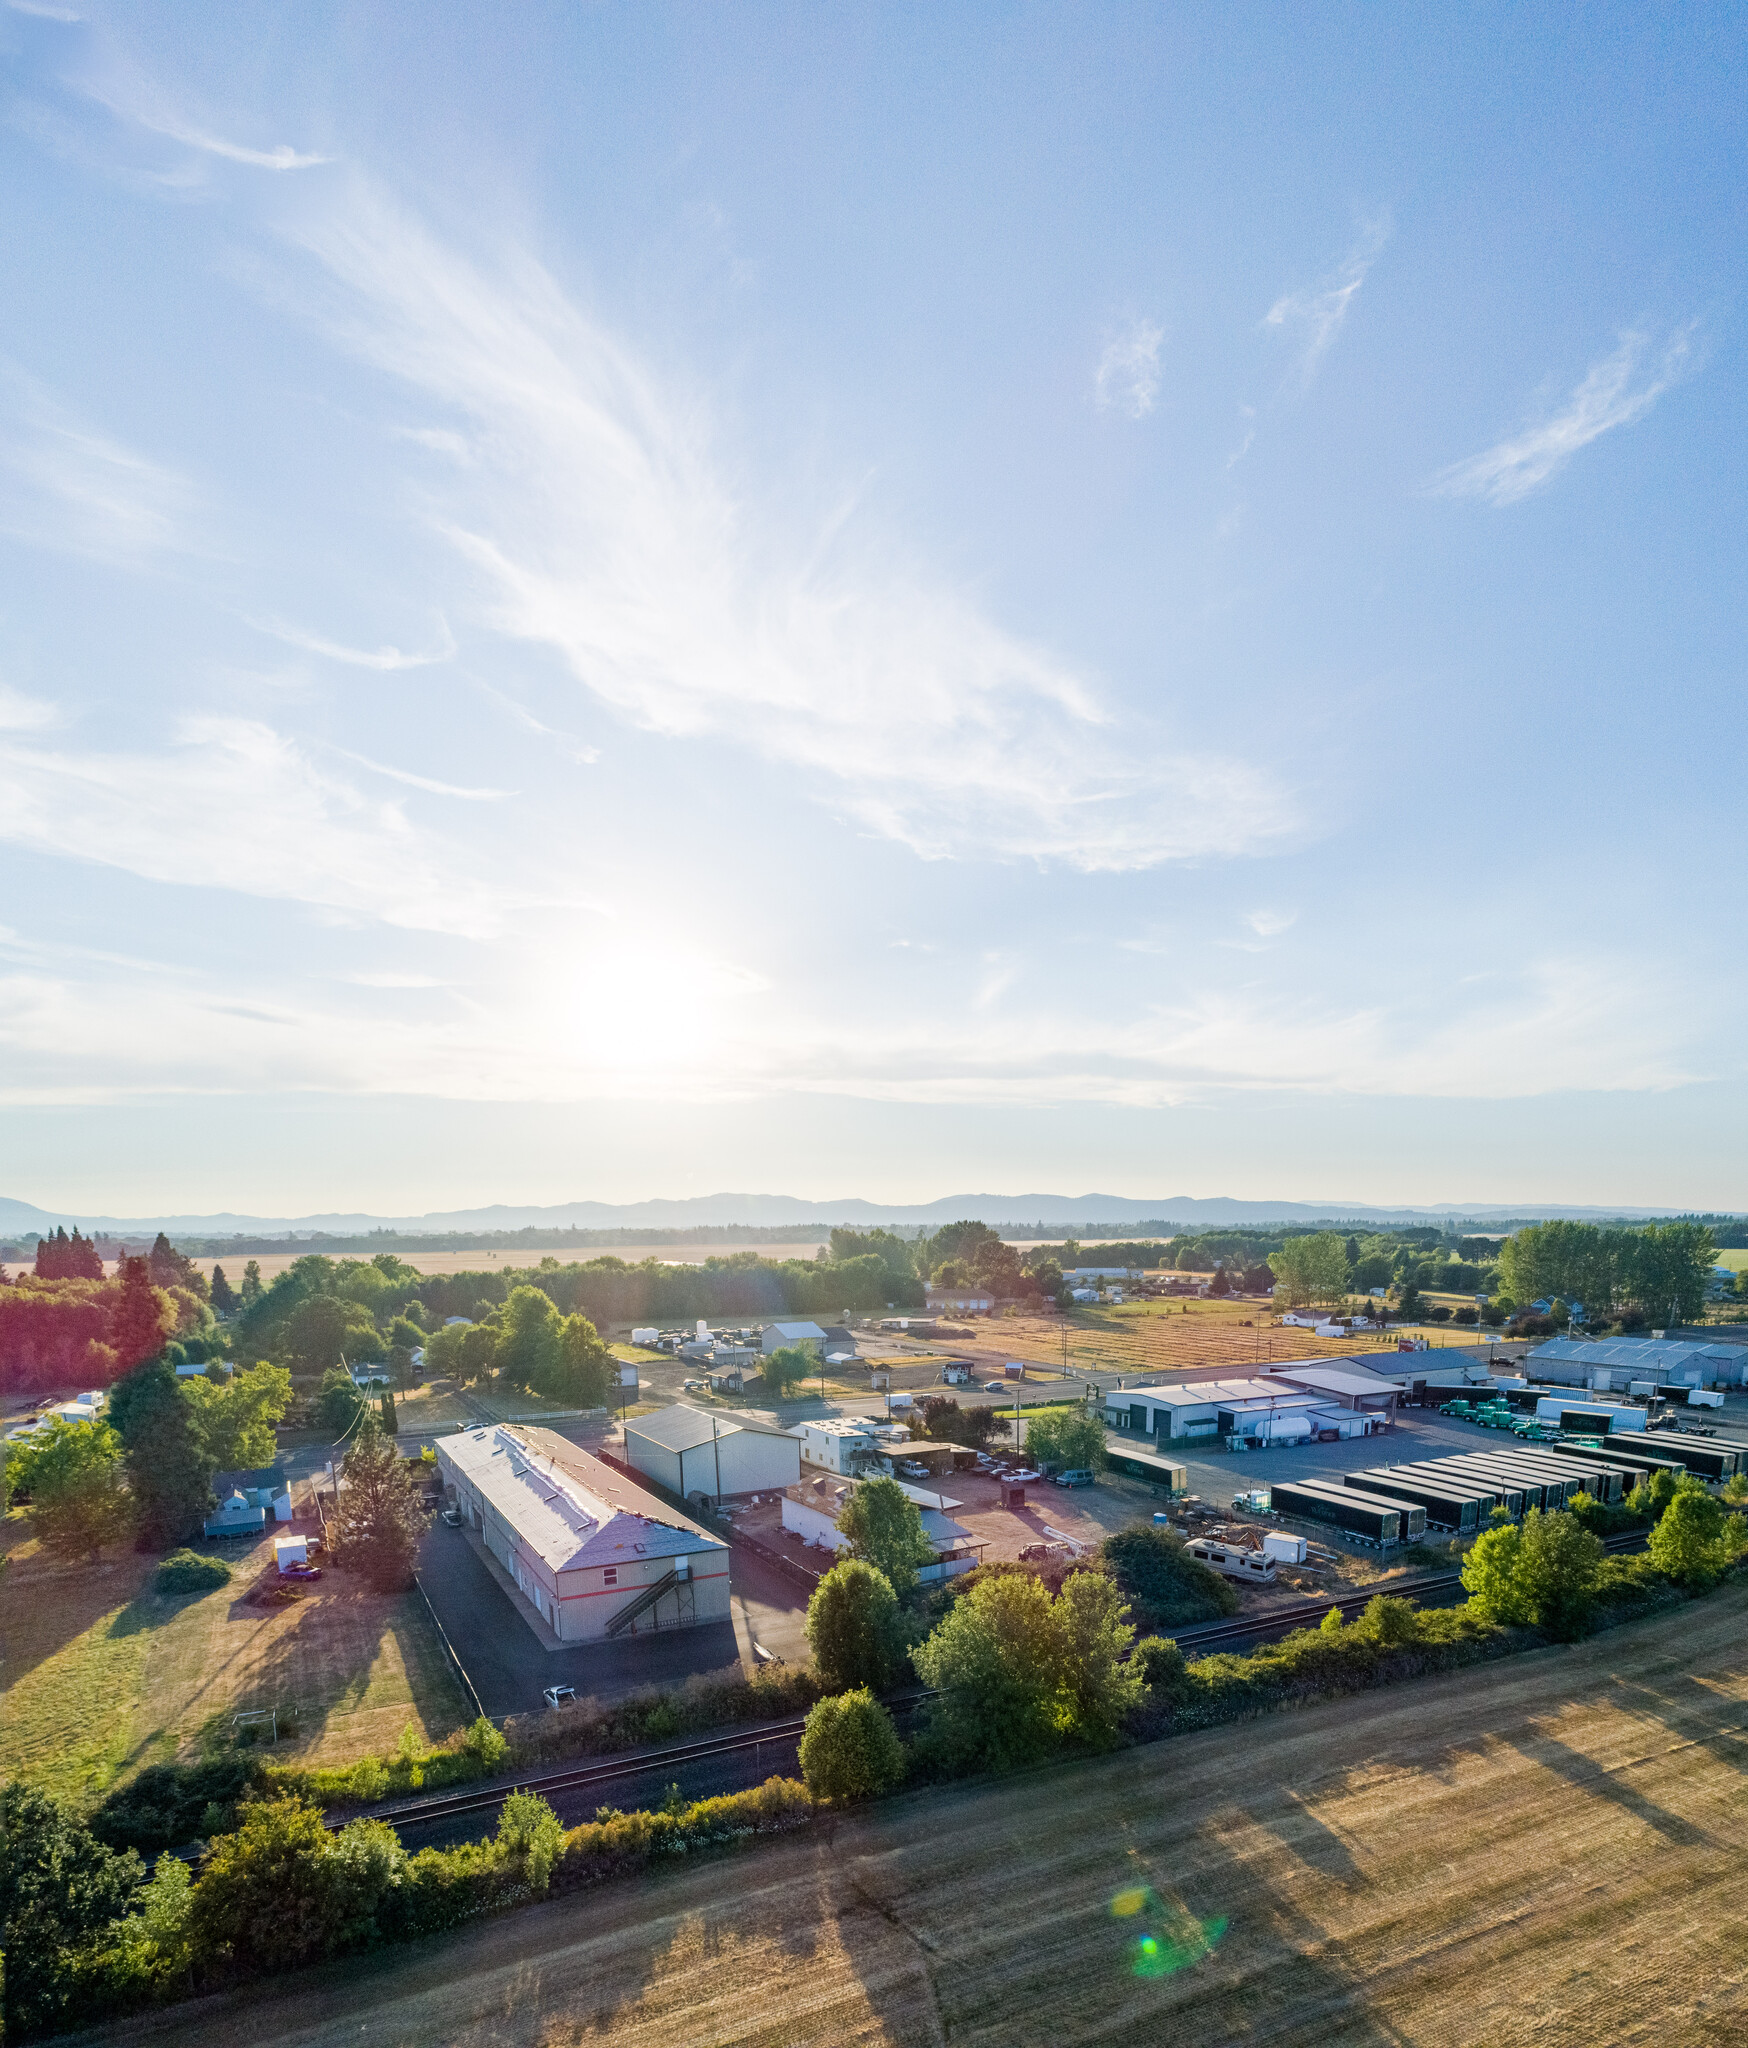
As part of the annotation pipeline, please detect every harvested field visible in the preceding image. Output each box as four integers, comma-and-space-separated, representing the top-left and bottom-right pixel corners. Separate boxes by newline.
0, 1521, 468, 1805
944, 1297, 1494, 1381
103, 1588, 1748, 2047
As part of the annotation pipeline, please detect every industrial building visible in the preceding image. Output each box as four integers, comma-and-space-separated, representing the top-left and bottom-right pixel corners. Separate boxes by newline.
780, 1473, 987, 1583
1525, 1335, 1748, 1391
1259, 1361, 1405, 1419
760, 1320, 827, 1355
1104, 1376, 1388, 1445
435, 1425, 730, 1643
621, 1404, 800, 1503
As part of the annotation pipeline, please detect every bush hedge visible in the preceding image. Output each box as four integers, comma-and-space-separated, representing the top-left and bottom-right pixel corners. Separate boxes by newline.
153, 1549, 233, 1596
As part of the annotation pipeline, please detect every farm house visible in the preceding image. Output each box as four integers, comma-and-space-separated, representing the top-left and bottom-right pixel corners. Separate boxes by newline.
434, 1425, 729, 1644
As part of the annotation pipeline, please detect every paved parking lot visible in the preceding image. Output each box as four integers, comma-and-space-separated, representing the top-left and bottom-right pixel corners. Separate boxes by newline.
417, 1520, 747, 1719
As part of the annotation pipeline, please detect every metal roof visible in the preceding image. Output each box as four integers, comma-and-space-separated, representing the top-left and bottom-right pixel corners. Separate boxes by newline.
1529, 1336, 1741, 1371
439, 1425, 724, 1574
623, 1404, 790, 1453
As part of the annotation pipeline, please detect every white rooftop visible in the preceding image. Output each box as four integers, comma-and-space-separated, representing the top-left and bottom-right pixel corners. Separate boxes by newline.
441, 1426, 725, 1575
1121, 1377, 1323, 1409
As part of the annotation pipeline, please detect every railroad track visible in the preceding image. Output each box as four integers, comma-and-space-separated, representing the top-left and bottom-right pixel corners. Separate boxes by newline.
341, 1534, 1648, 1838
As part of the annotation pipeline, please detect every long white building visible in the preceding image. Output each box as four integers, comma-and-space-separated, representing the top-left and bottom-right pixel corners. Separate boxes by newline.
435, 1425, 730, 1644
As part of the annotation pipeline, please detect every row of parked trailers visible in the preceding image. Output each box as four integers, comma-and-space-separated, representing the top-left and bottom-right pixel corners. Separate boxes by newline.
1269, 1429, 1744, 1542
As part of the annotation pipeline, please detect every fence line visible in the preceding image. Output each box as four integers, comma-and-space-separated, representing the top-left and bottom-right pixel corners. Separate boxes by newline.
413, 1571, 487, 1725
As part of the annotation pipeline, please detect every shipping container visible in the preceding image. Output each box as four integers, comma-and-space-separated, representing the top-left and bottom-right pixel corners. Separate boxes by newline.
1549, 1438, 1685, 1484
1102, 1444, 1190, 1492
1496, 1449, 1632, 1504
1345, 1468, 1484, 1532
1267, 1477, 1414, 1543
1437, 1455, 1553, 1512
1471, 1452, 1593, 1506
1603, 1432, 1739, 1483
1383, 1461, 1514, 1512
1432, 1458, 1528, 1515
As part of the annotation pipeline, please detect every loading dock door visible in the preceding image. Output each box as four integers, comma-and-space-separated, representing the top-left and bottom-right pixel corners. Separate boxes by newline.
1130, 1404, 1147, 1433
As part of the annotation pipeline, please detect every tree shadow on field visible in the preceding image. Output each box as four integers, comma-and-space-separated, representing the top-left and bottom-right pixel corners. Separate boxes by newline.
818, 1769, 1411, 2048
0, 1528, 158, 1686
1503, 1728, 1712, 1849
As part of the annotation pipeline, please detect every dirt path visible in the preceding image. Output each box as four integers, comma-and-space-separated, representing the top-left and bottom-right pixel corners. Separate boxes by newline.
91, 1590, 1748, 2047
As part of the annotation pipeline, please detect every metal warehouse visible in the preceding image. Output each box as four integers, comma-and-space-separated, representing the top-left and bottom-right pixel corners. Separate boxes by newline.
1525, 1336, 1748, 1391
435, 1425, 730, 1645
622, 1404, 801, 1504
1104, 1377, 1385, 1445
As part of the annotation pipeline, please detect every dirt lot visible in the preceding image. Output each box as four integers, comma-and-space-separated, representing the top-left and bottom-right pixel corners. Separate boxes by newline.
104, 1586, 1748, 2047
0, 1520, 468, 1804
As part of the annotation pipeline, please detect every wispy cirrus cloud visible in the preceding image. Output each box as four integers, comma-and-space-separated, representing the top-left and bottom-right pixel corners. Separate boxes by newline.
0, 364, 196, 563
1431, 327, 1694, 506
247, 614, 457, 670
1093, 319, 1165, 419
1264, 218, 1390, 389
275, 183, 1293, 873
78, 61, 330, 171
0, 707, 517, 936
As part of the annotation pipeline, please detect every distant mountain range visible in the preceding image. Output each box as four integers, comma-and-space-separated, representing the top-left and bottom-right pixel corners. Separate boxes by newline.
0, 1190, 1729, 1242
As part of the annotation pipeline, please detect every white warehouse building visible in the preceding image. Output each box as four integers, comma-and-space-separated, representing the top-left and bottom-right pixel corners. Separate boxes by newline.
1105, 1377, 1385, 1445
435, 1425, 729, 1644
621, 1404, 801, 1503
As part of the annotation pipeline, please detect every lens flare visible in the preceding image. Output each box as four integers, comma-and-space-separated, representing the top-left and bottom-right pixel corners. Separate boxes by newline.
1109, 1884, 1227, 1980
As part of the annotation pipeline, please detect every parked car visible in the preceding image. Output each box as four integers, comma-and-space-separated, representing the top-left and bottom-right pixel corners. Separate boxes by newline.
280, 1562, 322, 1581
542, 1685, 576, 1709
1052, 1468, 1095, 1488
1019, 1540, 1070, 1562
441, 1504, 463, 1527
899, 1461, 929, 1480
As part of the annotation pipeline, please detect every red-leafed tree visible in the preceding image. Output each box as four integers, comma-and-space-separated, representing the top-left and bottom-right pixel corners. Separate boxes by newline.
109, 1256, 173, 1373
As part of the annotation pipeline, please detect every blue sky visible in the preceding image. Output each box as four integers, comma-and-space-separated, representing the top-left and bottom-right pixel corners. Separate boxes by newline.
1, 3, 1744, 1217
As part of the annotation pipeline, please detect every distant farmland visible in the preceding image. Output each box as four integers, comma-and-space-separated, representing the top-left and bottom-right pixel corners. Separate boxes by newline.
0, 1242, 828, 1286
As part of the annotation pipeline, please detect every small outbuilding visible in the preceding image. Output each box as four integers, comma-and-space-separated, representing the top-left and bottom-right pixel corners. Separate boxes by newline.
622, 1404, 801, 1503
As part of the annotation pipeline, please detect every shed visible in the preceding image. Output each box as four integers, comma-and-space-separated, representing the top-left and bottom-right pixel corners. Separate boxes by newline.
211, 1466, 292, 1524
622, 1405, 801, 1502
274, 1534, 309, 1572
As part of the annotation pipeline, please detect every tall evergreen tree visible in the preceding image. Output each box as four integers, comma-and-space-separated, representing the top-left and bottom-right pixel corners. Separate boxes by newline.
109, 1255, 172, 1372
209, 1263, 238, 1315
332, 1416, 420, 1591
108, 1358, 212, 1549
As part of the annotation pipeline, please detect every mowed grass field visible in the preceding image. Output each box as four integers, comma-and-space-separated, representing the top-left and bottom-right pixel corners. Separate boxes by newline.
0, 1520, 468, 1806
102, 1587, 1748, 2048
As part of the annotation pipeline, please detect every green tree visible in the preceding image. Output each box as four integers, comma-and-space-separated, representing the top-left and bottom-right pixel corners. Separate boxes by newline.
913, 1571, 1073, 1771
836, 1476, 934, 1598
1055, 1569, 1142, 1747
805, 1559, 903, 1691
331, 1415, 421, 1591
1626, 1467, 1682, 1521
798, 1688, 907, 1802
0, 1782, 145, 2039
1100, 1522, 1238, 1627
317, 1365, 367, 1439
240, 1258, 264, 1304
493, 1286, 562, 1393
5, 1417, 133, 1559
1624, 1222, 1718, 1325
761, 1343, 813, 1397
107, 1357, 213, 1548
1267, 1233, 1351, 1309
1515, 1508, 1605, 1639
1022, 1406, 1105, 1473
187, 1795, 405, 1975
284, 1292, 384, 1374
1647, 1480, 1747, 1587
1461, 1521, 1530, 1623
183, 1363, 293, 1472
551, 1312, 612, 1405
1132, 1634, 1191, 1702
209, 1264, 238, 1315
495, 1789, 565, 1891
